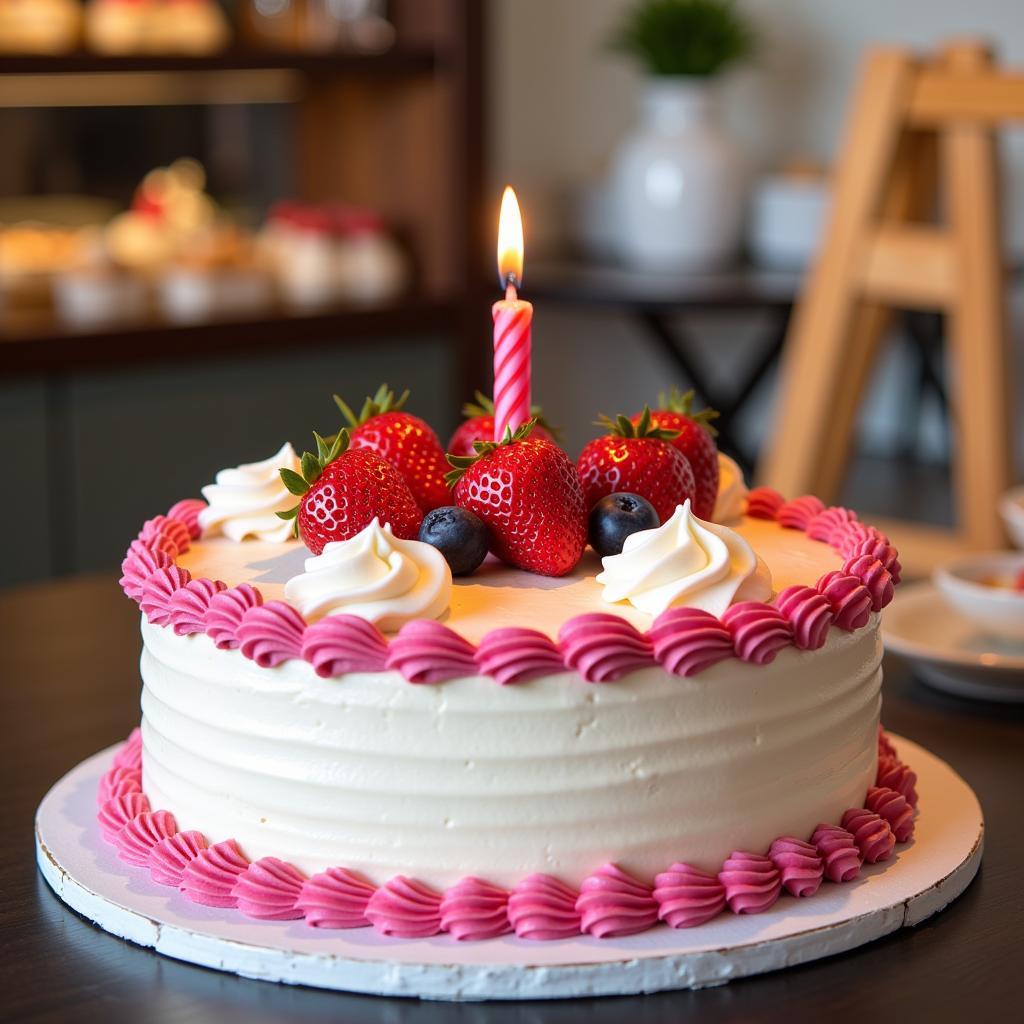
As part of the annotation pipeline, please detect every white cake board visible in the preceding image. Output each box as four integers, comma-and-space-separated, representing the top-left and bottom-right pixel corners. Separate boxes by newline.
35, 737, 982, 1001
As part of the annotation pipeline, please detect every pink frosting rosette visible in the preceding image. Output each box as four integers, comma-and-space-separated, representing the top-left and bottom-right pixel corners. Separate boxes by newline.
719, 851, 782, 914
166, 498, 206, 540
296, 867, 376, 929
841, 808, 895, 864
148, 830, 208, 887
474, 628, 564, 685
768, 837, 824, 898
98, 792, 150, 843
385, 621, 478, 684
559, 614, 655, 683
140, 566, 193, 626
115, 810, 178, 867
866, 785, 914, 842
507, 874, 582, 940
365, 876, 443, 938
816, 571, 873, 631
301, 615, 389, 678
232, 857, 307, 920
811, 823, 862, 883
805, 505, 857, 543
774, 585, 834, 651
179, 839, 250, 908
97, 765, 142, 805
653, 863, 726, 928
440, 877, 512, 940
876, 756, 919, 808
745, 487, 784, 520
576, 863, 659, 938
842, 554, 895, 611
722, 602, 792, 665
649, 607, 734, 677
138, 514, 192, 557
119, 541, 173, 602
204, 583, 263, 650
237, 601, 306, 668
168, 577, 227, 636
776, 495, 825, 530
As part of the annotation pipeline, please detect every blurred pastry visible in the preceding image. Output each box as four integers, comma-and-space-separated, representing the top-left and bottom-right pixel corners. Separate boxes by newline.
86, 0, 228, 55
146, 0, 228, 54
261, 201, 407, 309
0, 222, 98, 308
53, 265, 149, 328
85, 0, 149, 54
0, 0, 82, 54
104, 158, 218, 270
157, 226, 274, 322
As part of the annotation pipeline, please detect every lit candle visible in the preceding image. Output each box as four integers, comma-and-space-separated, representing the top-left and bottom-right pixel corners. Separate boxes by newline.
492, 186, 533, 441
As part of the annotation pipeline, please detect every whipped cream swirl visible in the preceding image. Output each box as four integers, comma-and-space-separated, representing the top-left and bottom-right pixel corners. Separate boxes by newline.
713, 453, 748, 523
284, 518, 451, 631
596, 500, 772, 617
198, 442, 301, 543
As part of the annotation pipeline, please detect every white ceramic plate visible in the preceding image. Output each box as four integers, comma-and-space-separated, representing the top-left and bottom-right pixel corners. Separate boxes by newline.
883, 581, 1024, 702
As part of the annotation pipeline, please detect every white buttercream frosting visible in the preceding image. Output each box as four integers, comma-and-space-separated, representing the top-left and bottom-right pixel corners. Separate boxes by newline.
714, 452, 748, 523
596, 500, 773, 617
140, 616, 880, 886
284, 517, 451, 630
143, 512, 880, 886
198, 442, 300, 543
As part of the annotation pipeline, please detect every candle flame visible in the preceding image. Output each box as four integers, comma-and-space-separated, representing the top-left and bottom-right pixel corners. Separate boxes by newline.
497, 186, 524, 289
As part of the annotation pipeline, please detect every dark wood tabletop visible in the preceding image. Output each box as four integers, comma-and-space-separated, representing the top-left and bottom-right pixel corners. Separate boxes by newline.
3, 574, 1023, 1023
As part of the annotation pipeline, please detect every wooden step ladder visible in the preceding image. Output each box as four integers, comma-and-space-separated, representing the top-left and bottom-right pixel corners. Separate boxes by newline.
759, 39, 1021, 575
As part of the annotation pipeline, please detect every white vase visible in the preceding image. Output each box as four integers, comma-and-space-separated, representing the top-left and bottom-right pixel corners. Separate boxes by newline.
611, 78, 744, 271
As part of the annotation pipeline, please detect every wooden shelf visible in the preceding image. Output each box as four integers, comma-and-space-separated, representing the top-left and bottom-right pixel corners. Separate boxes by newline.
0, 297, 458, 376
0, 47, 442, 78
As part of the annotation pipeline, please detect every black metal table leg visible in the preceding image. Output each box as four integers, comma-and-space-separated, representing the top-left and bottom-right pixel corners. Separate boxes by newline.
637, 306, 791, 474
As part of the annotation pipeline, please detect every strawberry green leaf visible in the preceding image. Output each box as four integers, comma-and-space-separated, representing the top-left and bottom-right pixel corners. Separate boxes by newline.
462, 390, 496, 418
280, 468, 309, 496
334, 385, 410, 428
657, 386, 720, 436
300, 452, 322, 487
444, 418, 538, 485
595, 405, 681, 441
333, 395, 359, 429
313, 431, 332, 464
276, 506, 299, 520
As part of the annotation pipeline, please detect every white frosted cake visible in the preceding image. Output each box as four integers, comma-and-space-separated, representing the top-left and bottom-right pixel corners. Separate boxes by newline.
142, 517, 880, 886
101, 394, 917, 941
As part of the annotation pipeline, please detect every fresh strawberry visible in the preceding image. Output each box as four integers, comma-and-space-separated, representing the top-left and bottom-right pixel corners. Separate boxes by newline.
447, 421, 586, 577
278, 430, 422, 555
447, 391, 557, 456
634, 387, 719, 520
578, 408, 695, 524
1015, 567, 1024, 591
335, 385, 451, 512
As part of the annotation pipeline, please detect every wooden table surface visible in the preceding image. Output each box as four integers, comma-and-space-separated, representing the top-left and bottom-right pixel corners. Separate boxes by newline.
3, 575, 1023, 1023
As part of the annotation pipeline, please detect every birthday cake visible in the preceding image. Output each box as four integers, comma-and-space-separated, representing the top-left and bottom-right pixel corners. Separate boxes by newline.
101, 383, 916, 942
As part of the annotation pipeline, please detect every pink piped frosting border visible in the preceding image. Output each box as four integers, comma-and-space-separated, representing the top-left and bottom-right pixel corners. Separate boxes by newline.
98, 726, 918, 942
118, 487, 901, 685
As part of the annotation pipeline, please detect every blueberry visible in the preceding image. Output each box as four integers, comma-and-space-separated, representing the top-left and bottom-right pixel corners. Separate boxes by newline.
419, 506, 490, 576
588, 492, 660, 557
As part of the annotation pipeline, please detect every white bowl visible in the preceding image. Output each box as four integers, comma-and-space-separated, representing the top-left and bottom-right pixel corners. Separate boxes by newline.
1000, 485, 1024, 549
933, 552, 1024, 642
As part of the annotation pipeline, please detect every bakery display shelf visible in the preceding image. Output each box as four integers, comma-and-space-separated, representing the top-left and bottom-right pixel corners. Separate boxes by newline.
0, 47, 442, 80
0, 296, 458, 376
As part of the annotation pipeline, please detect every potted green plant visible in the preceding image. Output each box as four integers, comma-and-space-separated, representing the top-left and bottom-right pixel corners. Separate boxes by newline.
608, 0, 756, 270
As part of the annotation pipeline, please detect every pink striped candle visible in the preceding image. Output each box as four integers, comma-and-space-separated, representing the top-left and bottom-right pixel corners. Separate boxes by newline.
493, 187, 533, 440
